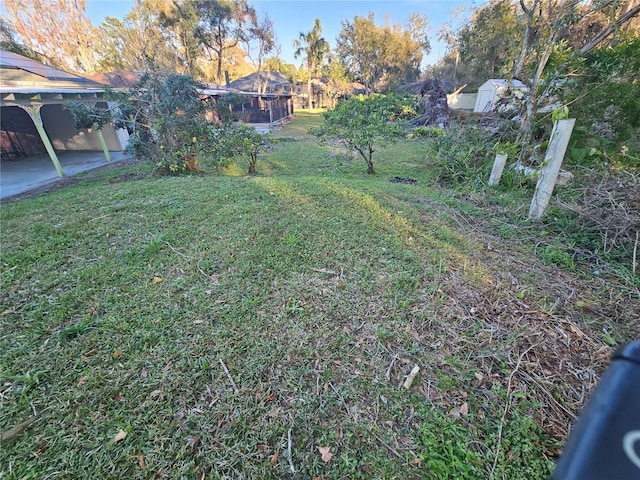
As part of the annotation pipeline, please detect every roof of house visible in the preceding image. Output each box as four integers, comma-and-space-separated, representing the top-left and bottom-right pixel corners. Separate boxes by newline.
86, 70, 140, 88
228, 71, 290, 92
0, 49, 103, 89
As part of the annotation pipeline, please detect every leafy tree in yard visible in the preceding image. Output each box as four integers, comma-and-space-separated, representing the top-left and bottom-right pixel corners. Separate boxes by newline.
112, 71, 212, 173
312, 94, 416, 174
95, 0, 181, 74
216, 124, 272, 174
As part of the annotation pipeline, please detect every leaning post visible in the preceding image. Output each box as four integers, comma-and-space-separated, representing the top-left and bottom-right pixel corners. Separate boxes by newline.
488, 153, 508, 186
528, 118, 576, 220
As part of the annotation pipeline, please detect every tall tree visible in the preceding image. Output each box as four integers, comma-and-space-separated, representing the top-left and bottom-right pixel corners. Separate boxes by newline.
192, 0, 257, 84
336, 12, 430, 93
0, 18, 41, 60
243, 13, 277, 92
158, 0, 203, 77
3, 0, 99, 73
294, 18, 330, 110
96, 0, 181, 73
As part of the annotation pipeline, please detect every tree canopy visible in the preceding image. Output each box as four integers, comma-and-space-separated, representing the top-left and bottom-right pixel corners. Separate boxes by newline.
336, 12, 430, 93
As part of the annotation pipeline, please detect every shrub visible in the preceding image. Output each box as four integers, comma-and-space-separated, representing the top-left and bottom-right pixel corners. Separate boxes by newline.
410, 126, 444, 138
426, 124, 493, 186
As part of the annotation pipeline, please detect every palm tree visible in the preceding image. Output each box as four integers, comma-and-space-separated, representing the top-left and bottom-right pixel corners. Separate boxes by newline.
293, 18, 329, 111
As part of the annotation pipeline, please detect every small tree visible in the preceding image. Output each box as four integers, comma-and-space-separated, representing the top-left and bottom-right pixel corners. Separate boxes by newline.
217, 124, 271, 174
312, 94, 415, 174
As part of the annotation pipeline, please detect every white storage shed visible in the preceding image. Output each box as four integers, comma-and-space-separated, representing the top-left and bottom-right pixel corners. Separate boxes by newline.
473, 79, 528, 113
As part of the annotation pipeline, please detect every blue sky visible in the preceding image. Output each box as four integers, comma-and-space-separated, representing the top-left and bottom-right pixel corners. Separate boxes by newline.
85, 0, 487, 67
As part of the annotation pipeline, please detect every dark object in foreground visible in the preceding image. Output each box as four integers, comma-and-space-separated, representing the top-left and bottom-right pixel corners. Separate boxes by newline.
390, 177, 417, 185
551, 341, 640, 480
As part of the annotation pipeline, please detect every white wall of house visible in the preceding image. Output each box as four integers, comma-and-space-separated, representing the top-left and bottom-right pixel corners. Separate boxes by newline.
41, 103, 124, 151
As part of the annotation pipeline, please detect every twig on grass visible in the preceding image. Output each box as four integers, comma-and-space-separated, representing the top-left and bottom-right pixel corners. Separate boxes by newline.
372, 432, 404, 460
219, 358, 240, 394
385, 354, 398, 381
165, 241, 211, 278
489, 344, 537, 479
328, 382, 350, 416
633, 229, 638, 274
0, 415, 39, 442
287, 428, 295, 473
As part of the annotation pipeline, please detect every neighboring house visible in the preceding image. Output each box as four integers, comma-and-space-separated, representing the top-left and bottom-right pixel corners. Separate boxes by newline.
292, 79, 367, 110
0, 50, 128, 177
473, 79, 528, 113
225, 71, 294, 125
228, 70, 291, 95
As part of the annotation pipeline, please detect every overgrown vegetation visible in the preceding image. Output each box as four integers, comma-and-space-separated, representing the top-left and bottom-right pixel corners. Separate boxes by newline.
1, 112, 637, 478
112, 71, 272, 175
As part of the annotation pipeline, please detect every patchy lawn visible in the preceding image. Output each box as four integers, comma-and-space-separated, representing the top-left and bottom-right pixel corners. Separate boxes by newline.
1, 112, 637, 479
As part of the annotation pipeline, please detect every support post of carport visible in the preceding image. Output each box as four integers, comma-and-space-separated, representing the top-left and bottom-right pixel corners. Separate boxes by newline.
22, 104, 64, 177
95, 129, 111, 162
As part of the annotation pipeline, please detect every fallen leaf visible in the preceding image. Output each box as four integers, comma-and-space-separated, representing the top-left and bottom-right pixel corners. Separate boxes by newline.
113, 350, 122, 358
77, 376, 88, 387
317, 446, 332, 463
186, 435, 201, 450
474, 372, 484, 382
460, 402, 469, 416
137, 454, 145, 469
412, 457, 423, 465
448, 406, 462, 418
270, 452, 278, 468
83, 348, 98, 357
152, 276, 163, 284
112, 429, 127, 443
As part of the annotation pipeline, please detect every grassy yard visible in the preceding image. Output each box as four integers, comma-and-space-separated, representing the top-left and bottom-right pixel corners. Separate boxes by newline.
1, 112, 637, 479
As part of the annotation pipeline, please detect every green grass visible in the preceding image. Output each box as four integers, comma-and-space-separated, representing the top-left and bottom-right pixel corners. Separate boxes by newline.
1, 112, 636, 479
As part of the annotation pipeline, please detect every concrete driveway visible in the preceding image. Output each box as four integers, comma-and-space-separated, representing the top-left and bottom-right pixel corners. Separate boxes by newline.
1, 151, 132, 200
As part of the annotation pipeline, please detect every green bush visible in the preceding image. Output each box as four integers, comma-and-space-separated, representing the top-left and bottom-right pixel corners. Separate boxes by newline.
426, 125, 493, 186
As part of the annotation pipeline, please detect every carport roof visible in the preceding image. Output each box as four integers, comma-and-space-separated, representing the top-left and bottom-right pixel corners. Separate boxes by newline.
0, 49, 103, 89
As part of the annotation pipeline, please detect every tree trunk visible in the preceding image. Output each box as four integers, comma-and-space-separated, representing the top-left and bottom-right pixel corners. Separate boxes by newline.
366, 146, 375, 174
513, 0, 540, 81
580, 4, 640, 53
248, 154, 257, 174
366, 160, 375, 174
518, 30, 556, 162
307, 60, 313, 111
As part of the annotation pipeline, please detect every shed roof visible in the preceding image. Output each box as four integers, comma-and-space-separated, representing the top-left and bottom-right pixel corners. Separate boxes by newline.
481, 79, 527, 89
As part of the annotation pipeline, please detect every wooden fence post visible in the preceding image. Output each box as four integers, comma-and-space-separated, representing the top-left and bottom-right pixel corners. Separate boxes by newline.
528, 118, 575, 220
